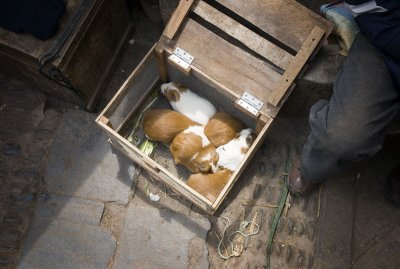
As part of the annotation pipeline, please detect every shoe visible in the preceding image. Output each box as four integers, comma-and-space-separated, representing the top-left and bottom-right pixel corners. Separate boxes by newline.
385, 165, 400, 206
287, 155, 320, 196
288, 176, 320, 196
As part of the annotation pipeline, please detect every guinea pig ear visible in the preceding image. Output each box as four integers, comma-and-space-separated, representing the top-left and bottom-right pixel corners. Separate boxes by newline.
166, 89, 180, 102
246, 133, 256, 147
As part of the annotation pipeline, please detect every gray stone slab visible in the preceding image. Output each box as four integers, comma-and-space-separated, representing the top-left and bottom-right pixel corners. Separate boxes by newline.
35, 195, 104, 226
353, 167, 400, 259
315, 175, 356, 269
18, 195, 114, 269
45, 108, 135, 204
354, 225, 400, 269
19, 219, 115, 269
112, 204, 211, 269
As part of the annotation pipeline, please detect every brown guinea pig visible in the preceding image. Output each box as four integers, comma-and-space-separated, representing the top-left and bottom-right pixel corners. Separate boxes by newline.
204, 112, 244, 147
170, 126, 210, 173
143, 109, 198, 144
187, 169, 233, 202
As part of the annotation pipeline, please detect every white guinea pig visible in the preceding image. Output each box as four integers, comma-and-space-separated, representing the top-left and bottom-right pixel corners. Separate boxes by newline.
160, 82, 216, 125
213, 128, 255, 173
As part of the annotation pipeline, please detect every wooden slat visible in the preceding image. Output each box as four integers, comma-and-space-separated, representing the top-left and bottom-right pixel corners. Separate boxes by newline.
213, 116, 273, 210
162, 0, 195, 40
99, 115, 113, 128
155, 45, 169, 82
215, 0, 333, 52
268, 26, 324, 106
193, 0, 294, 70
174, 19, 281, 113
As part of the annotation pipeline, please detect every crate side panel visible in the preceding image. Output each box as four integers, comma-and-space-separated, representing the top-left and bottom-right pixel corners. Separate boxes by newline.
108, 55, 159, 128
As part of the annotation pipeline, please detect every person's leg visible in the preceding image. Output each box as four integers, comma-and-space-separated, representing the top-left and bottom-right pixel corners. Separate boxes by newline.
299, 33, 400, 187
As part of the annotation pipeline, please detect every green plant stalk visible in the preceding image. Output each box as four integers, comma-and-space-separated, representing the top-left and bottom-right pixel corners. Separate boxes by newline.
265, 160, 290, 269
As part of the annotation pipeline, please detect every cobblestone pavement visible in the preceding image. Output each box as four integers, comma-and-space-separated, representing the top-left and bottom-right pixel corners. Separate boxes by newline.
0, 75, 68, 267
1, 2, 399, 269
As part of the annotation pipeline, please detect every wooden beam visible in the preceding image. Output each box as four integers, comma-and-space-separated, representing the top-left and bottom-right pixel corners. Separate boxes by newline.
162, 0, 195, 40
155, 45, 169, 82
268, 26, 325, 107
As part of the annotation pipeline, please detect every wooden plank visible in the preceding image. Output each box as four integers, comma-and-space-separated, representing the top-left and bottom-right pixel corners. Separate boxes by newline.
193, 0, 294, 70
155, 45, 169, 82
256, 114, 270, 135
99, 115, 113, 128
162, 0, 195, 40
95, 44, 157, 122
213, 116, 273, 210
174, 19, 281, 113
268, 26, 324, 106
215, 0, 333, 52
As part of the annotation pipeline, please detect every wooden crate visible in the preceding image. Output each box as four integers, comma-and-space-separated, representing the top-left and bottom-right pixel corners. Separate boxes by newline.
0, 0, 133, 111
96, 0, 333, 214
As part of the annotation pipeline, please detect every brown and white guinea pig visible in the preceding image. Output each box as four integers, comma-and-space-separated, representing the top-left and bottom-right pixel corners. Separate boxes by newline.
191, 144, 219, 173
187, 169, 233, 202
213, 128, 256, 173
143, 109, 198, 144
160, 82, 217, 125
170, 125, 213, 173
204, 112, 244, 147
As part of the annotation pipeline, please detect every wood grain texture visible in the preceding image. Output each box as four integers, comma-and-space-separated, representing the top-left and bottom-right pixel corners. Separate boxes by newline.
174, 19, 282, 113
193, 0, 294, 70
268, 26, 325, 106
215, 0, 333, 52
59, 0, 131, 98
162, 0, 195, 40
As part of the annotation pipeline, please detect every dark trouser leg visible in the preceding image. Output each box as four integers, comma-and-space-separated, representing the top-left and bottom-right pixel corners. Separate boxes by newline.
300, 33, 400, 183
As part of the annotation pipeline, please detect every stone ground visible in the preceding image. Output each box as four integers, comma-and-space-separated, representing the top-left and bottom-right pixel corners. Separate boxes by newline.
1, 1, 400, 269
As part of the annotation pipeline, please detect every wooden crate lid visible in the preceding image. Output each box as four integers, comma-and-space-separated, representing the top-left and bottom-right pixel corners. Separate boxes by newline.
160, 0, 333, 119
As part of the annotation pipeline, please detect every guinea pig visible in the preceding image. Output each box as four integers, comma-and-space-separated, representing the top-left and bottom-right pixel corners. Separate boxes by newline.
187, 169, 233, 202
170, 125, 211, 173
204, 112, 244, 147
160, 82, 216, 125
191, 144, 219, 173
213, 128, 256, 173
143, 109, 198, 144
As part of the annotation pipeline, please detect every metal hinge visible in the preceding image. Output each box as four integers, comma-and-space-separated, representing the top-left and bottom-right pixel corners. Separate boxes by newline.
168, 47, 194, 70
237, 92, 264, 116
